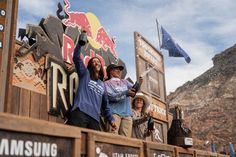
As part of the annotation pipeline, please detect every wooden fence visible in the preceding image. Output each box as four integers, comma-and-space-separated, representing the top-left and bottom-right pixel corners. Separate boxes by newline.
0, 113, 229, 157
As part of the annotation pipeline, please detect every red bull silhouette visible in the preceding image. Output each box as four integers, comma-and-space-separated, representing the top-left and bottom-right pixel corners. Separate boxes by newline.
96, 27, 118, 59
63, 0, 92, 37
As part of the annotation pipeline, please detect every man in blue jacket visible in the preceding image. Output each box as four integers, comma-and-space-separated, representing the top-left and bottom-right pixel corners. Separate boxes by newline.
69, 33, 116, 131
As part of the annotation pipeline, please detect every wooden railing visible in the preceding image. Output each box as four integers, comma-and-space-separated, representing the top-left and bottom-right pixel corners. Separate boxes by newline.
0, 113, 229, 157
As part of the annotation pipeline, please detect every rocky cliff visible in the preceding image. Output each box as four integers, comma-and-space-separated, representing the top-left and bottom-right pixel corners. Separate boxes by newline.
167, 44, 236, 151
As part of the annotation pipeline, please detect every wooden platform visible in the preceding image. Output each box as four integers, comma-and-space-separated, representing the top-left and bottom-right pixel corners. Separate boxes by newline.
0, 113, 229, 157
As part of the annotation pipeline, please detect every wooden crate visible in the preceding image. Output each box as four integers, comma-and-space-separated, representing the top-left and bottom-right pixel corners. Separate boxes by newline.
82, 129, 144, 157
0, 113, 81, 157
145, 141, 175, 157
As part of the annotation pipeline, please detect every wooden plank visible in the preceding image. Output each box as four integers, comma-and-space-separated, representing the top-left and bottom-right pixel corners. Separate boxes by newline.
19, 88, 31, 117
90, 131, 143, 147
175, 146, 195, 157
87, 133, 96, 157
0, 0, 18, 112
40, 94, 49, 121
30, 91, 41, 119
5, 0, 19, 113
73, 138, 81, 157
0, 112, 81, 138
10, 86, 20, 115
81, 132, 87, 155
49, 114, 57, 122
56, 116, 65, 124
0, 0, 7, 111
195, 150, 209, 157
0, 129, 74, 157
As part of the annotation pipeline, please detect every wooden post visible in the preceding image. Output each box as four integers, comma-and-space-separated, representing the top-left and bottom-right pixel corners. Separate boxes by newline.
0, 0, 18, 112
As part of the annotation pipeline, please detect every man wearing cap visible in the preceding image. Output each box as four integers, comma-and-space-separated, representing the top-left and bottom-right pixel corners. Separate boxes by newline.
104, 63, 140, 137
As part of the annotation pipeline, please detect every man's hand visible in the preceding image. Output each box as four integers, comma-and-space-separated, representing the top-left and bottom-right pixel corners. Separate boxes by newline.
111, 122, 117, 131
128, 88, 136, 97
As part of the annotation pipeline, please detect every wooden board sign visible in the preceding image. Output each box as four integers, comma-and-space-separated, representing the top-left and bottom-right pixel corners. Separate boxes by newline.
148, 97, 168, 122
134, 32, 167, 123
145, 142, 175, 157
0, 113, 81, 157
134, 31, 166, 102
87, 132, 143, 157
0, 130, 73, 157
95, 142, 139, 157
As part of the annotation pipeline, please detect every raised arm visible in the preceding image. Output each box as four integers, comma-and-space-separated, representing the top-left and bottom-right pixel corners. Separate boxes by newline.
73, 43, 87, 76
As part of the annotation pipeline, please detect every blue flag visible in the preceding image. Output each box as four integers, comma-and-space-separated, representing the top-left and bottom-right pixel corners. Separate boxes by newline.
161, 26, 191, 63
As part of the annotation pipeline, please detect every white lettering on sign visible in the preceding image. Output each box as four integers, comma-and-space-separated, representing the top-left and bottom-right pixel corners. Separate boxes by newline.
112, 153, 124, 157
125, 154, 139, 157
96, 146, 139, 157
112, 153, 138, 157
149, 104, 166, 116
137, 39, 162, 65
51, 62, 68, 110
62, 34, 75, 64
47, 58, 79, 116
153, 153, 170, 157
69, 72, 79, 106
0, 139, 57, 156
143, 50, 159, 65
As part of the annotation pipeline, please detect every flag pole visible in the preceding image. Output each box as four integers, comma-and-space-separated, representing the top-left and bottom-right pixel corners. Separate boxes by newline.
156, 19, 161, 50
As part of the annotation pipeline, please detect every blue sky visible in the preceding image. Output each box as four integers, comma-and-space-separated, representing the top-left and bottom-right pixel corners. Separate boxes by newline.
17, 0, 236, 94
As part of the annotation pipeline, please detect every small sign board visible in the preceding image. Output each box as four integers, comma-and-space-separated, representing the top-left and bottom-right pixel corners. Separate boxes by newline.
95, 142, 139, 157
88, 132, 142, 157
0, 130, 73, 157
145, 142, 175, 157
134, 32, 168, 122
134, 32, 165, 100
